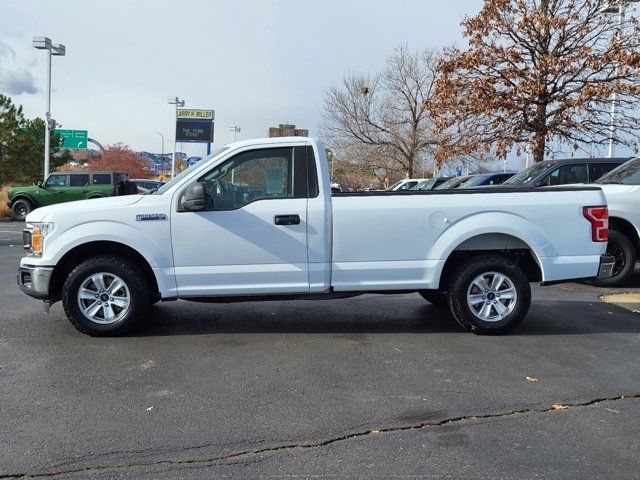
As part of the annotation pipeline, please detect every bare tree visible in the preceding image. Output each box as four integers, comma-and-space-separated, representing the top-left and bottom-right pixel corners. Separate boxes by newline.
320, 45, 440, 178
432, 0, 640, 163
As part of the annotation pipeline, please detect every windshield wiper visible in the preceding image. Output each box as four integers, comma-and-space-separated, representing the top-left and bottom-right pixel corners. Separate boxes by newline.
597, 181, 622, 185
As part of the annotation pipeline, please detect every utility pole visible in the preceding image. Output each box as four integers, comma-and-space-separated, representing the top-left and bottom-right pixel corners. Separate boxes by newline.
33, 37, 65, 181
167, 96, 185, 178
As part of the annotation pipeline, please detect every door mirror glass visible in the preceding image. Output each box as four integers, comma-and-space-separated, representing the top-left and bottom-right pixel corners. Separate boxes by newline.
181, 182, 206, 211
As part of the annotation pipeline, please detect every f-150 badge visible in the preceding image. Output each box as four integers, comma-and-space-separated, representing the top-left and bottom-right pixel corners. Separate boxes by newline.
136, 213, 167, 221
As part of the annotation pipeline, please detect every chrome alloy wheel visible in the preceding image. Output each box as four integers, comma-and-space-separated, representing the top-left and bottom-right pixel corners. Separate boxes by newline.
466, 271, 518, 322
77, 272, 131, 324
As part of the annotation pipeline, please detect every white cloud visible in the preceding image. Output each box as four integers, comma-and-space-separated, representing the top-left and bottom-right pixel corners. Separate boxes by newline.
0, 41, 39, 95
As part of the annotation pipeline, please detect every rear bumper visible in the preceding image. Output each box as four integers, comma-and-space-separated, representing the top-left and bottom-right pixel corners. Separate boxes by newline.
17, 265, 53, 300
597, 254, 616, 280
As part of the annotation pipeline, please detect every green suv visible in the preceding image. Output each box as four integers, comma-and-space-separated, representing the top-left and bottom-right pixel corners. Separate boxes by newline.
8, 171, 129, 221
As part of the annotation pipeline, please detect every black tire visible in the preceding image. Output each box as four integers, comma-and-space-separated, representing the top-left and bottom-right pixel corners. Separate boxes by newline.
62, 255, 150, 336
419, 290, 449, 307
11, 198, 33, 221
447, 255, 531, 335
594, 230, 636, 287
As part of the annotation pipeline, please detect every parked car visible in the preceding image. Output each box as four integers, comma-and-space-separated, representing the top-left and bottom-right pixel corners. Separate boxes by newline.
17, 137, 613, 337
434, 175, 474, 190
7, 171, 130, 221
502, 158, 628, 188
387, 178, 430, 191
412, 177, 453, 191
592, 158, 640, 286
130, 179, 165, 191
458, 172, 515, 188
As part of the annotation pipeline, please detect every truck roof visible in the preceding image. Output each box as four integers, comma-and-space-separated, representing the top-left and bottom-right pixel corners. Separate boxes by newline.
225, 136, 316, 149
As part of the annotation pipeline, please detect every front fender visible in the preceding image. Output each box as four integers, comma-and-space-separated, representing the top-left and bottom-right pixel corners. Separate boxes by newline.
41, 220, 173, 268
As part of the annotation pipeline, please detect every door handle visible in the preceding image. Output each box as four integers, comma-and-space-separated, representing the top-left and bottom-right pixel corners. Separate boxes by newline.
274, 214, 300, 226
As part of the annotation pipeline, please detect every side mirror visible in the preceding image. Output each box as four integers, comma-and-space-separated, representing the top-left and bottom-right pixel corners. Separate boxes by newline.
181, 182, 206, 211
35, 181, 43, 188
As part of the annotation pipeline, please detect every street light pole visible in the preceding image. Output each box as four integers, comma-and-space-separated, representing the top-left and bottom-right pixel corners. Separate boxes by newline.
44, 49, 52, 179
33, 37, 65, 181
601, 0, 640, 157
229, 125, 241, 142
167, 96, 185, 178
153, 131, 165, 174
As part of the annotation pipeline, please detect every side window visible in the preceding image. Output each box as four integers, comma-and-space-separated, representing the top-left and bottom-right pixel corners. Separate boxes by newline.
92, 173, 112, 185
197, 148, 295, 211
69, 174, 90, 187
45, 174, 68, 187
542, 164, 588, 186
589, 163, 620, 182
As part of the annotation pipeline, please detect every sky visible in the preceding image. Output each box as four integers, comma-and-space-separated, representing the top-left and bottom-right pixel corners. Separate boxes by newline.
0, 0, 488, 161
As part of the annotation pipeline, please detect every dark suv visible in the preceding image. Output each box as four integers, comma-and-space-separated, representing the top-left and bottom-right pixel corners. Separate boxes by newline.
8, 171, 129, 221
502, 158, 629, 188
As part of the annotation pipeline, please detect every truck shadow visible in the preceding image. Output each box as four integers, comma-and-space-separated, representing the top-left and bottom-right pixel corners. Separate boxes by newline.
133, 295, 640, 337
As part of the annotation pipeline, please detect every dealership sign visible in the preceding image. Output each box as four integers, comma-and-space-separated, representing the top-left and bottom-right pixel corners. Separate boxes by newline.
175, 108, 215, 144
175, 120, 214, 143
176, 109, 214, 120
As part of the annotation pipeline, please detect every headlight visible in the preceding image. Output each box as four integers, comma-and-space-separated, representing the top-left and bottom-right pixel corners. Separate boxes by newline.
24, 222, 53, 255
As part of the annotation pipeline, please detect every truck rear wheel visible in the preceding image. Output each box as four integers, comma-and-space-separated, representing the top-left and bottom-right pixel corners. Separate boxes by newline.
62, 255, 150, 336
594, 230, 636, 287
11, 198, 33, 221
447, 255, 531, 335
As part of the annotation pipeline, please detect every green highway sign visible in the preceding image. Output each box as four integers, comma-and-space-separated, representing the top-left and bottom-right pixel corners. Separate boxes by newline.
54, 129, 88, 149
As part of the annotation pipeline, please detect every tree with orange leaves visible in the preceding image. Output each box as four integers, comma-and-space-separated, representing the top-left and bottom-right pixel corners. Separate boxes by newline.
87, 143, 152, 179
432, 0, 640, 163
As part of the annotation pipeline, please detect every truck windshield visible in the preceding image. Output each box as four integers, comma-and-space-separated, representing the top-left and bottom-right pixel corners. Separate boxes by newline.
503, 162, 552, 185
155, 147, 229, 194
596, 158, 640, 185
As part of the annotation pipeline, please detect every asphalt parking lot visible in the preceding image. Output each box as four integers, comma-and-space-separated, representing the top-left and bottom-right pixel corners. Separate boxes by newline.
1, 220, 639, 479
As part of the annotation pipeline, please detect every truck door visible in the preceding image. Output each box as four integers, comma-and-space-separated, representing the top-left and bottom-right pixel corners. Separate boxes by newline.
171, 146, 311, 296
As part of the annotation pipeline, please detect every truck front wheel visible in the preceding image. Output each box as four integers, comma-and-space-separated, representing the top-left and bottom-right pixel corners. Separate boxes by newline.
447, 255, 531, 335
62, 255, 150, 336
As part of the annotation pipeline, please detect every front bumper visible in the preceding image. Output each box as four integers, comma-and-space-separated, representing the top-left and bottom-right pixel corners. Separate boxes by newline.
597, 254, 616, 280
17, 265, 53, 300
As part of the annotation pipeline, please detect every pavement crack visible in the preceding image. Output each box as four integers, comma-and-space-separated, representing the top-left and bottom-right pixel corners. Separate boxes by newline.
3, 393, 639, 479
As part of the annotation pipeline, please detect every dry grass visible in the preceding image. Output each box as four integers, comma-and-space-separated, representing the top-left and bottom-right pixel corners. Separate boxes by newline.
0, 186, 12, 217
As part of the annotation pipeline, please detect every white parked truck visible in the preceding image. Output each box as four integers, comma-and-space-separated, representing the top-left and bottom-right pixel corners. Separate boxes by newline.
593, 157, 640, 286
18, 137, 614, 336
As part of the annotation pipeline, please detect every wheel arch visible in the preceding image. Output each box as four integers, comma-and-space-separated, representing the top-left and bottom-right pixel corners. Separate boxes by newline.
10, 193, 37, 206
438, 232, 543, 290
609, 216, 640, 256
49, 241, 160, 304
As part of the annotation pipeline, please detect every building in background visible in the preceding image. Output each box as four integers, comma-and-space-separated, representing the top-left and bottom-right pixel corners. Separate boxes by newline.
267, 124, 308, 138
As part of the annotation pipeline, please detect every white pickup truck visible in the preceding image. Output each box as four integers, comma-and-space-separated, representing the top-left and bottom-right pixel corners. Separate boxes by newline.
594, 157, 640, 286
18, 137, 614, 336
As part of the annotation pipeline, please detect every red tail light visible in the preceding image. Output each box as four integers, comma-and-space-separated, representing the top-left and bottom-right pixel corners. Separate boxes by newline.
583, 206, 609, 242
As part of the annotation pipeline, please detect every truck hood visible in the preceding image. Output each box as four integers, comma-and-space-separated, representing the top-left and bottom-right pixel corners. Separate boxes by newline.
26, 195, 145, 223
